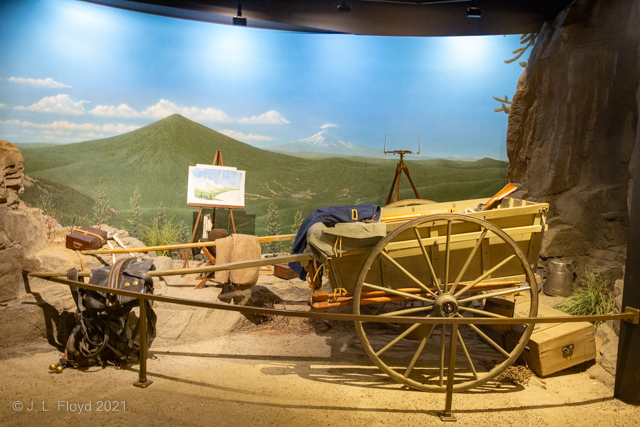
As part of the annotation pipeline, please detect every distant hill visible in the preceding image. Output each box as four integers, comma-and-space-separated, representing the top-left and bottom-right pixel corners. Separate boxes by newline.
268, 129, 383, 157
20, 114, 509, 235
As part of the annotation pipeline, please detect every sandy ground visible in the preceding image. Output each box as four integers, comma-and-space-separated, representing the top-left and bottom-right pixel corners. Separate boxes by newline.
1, 314, 639, 427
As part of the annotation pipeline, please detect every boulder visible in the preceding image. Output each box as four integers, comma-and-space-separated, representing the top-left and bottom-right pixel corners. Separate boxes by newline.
0, 140, 25, 207
597, 332, 619, 376
507, 0, 640, 279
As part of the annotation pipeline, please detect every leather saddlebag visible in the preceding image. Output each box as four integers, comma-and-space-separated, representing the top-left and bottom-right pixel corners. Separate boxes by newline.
65, 227, 108, 251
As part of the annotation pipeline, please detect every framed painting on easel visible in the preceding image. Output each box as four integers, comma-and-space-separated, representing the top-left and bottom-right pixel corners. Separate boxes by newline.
187, 164, 245, 209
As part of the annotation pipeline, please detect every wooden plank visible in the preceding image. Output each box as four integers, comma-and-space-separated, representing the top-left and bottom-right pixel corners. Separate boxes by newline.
481, 237, 490, 276
82, 234, 297, 254
384, 225, 544, 253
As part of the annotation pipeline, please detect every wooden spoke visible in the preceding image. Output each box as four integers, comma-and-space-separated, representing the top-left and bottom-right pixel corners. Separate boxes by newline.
363, 282, 433, 303
380, 252, 432, 294
404, 332, 429, 378
457, 329, 478, 379
457, 306, 509, 319
449, 228, 488, 295
443, 220, 452, 292
379, 304, 434, 317
459, 316, 510, 358
439, 324, 446, 387
375, 323, 422, 357
453, 254, 517, 297
457, 286, 531, 304
413, 227, 443, 295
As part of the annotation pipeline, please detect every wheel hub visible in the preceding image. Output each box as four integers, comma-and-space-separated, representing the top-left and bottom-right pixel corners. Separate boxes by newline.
434, 294, 458, 317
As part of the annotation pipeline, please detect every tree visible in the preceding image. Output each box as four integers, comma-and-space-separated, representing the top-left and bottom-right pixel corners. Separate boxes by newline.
493, 33, 536, 115
156, 201, 166, 228
37, 186, 54, 216
128, 186, 142, 238
91, 178, 111, 226
291, 210, 304, 235
265, 201, 283, 253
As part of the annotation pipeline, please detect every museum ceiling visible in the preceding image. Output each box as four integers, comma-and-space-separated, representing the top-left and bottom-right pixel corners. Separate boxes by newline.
84, 0, 574, 36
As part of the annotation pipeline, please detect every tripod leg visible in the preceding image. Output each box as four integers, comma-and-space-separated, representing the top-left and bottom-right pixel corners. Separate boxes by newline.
385, 165, 401, 205
394, 166, 402, 202
402, 164, 421, 199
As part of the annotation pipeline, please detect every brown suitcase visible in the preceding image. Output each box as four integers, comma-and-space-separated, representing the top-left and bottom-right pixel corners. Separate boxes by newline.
65, 227, 108, 251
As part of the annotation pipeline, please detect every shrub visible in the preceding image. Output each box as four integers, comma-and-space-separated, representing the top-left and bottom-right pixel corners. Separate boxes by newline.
554, 269, 614, 329
143, 216, 188, 257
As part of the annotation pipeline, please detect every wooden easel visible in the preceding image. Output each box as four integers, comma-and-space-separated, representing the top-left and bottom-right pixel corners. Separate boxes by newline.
182, 150, 237, 268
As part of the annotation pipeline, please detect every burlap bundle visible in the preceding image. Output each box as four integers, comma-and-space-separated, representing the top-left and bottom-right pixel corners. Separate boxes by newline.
215, 234, 261, 287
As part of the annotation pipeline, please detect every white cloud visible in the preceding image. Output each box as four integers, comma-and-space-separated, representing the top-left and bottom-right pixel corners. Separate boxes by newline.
238, 110, 289, 124
89, 103, 140, 118
0, 118, 139, 142
0, 119, 21, 125
220, 129, 272, 141
181, 107, 230, 122
0, 103, 6, 109
89, 99, 231, 122
140, 99, 180, 118
7, 77, 71, 88
1, 119, 138, 134
321, 123, 338, 129
15, 94, 88, 115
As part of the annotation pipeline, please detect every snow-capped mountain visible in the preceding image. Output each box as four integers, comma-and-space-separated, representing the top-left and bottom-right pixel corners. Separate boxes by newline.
267, 130, 383, 157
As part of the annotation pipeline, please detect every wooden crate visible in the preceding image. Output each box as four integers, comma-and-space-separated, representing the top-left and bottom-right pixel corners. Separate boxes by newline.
274, 263, 299, 280
508, 297, 596, 377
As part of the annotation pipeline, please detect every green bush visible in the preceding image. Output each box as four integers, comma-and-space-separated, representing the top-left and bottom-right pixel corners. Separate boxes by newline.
554, 269, 614, 329
142, 216, 188, 257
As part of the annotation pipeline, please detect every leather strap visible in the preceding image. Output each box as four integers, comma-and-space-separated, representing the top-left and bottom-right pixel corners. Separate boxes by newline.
76, 228, 106, 241
107, 258, 137, 306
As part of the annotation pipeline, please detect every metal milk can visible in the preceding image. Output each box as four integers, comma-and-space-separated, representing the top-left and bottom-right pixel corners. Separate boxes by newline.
543, 259, 576, 297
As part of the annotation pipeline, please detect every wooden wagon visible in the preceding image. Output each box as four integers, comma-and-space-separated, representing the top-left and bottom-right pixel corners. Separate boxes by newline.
300, 196, 548, 393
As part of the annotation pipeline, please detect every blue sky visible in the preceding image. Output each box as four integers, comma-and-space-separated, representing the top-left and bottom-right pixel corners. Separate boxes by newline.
0, 0, 528, 159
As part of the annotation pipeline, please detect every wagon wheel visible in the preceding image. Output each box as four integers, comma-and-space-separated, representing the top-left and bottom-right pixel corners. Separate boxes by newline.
384, 199, 436, 208
353, 213, 538, 392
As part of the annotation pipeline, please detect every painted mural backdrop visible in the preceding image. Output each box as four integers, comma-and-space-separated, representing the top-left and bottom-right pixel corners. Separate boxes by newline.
0, 0, 530, 242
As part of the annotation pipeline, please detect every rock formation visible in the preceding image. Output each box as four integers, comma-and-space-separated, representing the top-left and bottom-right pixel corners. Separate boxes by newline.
0, 140, 50, 346
507, 0, 640, 278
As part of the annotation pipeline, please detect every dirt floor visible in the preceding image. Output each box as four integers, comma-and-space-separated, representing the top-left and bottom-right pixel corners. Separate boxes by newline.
1, 310, 639, 427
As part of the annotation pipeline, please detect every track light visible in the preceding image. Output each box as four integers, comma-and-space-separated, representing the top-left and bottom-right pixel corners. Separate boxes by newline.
467, 0, 481, 18
337, 2, 352, 12
233, 1, 247, 26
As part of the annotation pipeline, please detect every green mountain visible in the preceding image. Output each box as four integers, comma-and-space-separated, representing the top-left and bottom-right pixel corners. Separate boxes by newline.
20, 114, 508, 235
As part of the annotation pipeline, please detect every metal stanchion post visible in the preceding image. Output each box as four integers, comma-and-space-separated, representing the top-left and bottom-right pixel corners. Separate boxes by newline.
440, 323, 458, 422
133, 298, 153, 388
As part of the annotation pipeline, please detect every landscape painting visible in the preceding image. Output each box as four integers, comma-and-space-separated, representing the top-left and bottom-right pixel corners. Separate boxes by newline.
0, 0, 532, 242
187, 165, 245, 209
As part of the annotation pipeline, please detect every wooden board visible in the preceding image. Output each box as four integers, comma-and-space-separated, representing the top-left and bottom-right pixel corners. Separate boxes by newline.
274, 264, 299, 280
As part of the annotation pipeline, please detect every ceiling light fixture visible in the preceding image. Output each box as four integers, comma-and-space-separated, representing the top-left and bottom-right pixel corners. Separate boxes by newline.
337, 2, 352, 12
467, 0, 481, 18
233, 1, 247, 26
